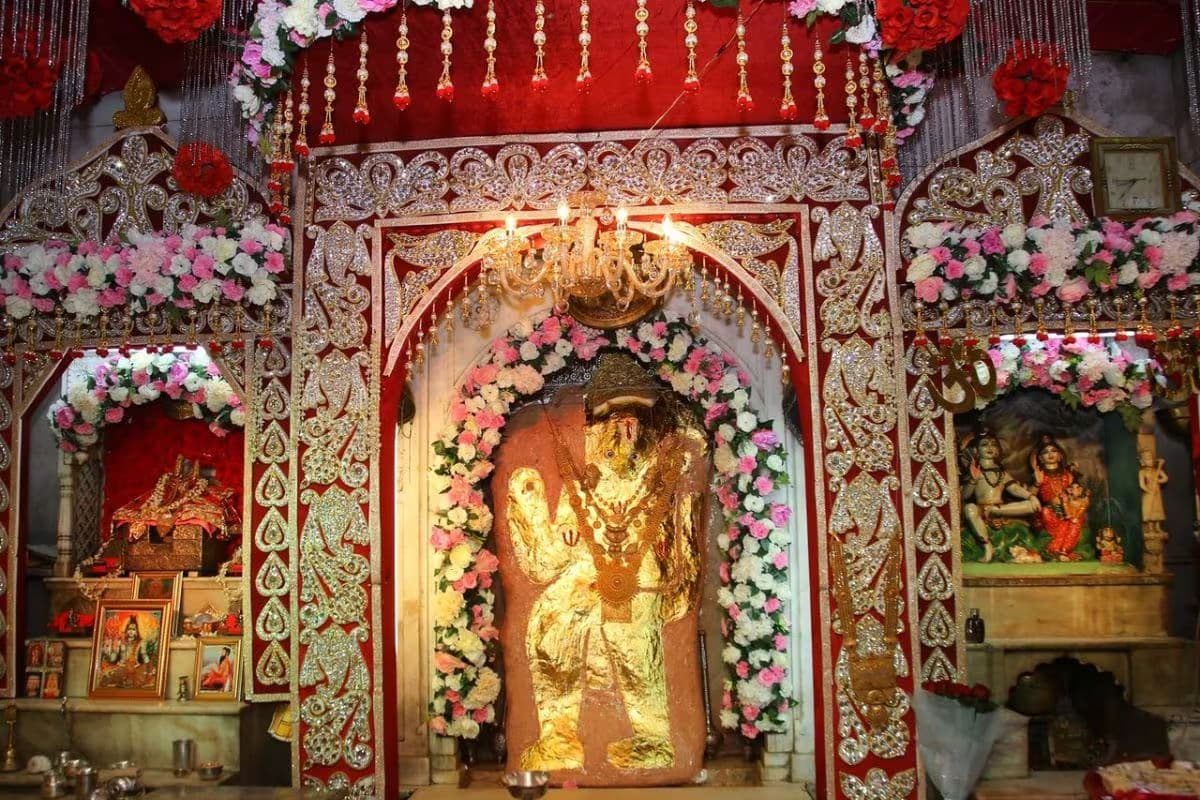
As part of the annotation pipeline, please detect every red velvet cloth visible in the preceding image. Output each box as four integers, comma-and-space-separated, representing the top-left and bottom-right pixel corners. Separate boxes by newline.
302, 2, 850, 146
99, 401, 244, 548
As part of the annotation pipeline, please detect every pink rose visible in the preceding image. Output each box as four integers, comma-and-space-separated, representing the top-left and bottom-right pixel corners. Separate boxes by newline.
104, 406, 125, 424
754, 476, 774, 495
736, 661, 750, 679
914, 276, 944, 303
944, 259, 965, 280
1056, 277, 1089, 304
764, 597, 781, 613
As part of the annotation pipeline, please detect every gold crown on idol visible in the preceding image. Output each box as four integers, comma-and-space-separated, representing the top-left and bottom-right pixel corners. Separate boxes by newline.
585, 354, 661, 417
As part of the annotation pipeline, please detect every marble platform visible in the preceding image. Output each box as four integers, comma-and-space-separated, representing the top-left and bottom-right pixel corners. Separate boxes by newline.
412, 787, 809, 799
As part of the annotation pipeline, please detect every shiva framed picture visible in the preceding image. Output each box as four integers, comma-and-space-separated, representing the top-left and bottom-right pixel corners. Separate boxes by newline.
88, 599, 172, 699
193, 636, 241, 701
132, 571, 184, 635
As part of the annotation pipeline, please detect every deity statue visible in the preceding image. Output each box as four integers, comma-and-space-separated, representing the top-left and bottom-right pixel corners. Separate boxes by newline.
111, 455, 238, 542
960, 431, 1041, 562
1031, 435, 1091, 562
496, 354, 710, 785
1138, 448, 1168, 526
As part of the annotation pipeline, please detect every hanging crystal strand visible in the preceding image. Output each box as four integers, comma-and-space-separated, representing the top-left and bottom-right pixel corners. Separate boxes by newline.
844, 56, 861, 148
318, 44, 337, 145
532, 1, 549, 92
393, 12, 411, 110
634, 0, 652, 83
481, 0, 499, 98
812, 38, 830, 130
295, 59, 311, 158
735, 14, 753, 112
779, 22, 797, 121
683, 0, 700, 92
577, 1, 593, 91
1183, 0, 1200, 138
436, 11, 455, 101
180, 0, 258, 177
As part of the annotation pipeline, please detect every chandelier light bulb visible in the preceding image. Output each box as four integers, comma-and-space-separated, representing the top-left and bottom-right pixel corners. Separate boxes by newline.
616, 207, 628, 230
558, 202, 570, 225
662, 215, 676, 242
505, 214, 517, 235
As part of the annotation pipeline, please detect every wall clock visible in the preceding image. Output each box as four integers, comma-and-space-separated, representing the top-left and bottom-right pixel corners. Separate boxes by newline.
1090, 136, 1180, 219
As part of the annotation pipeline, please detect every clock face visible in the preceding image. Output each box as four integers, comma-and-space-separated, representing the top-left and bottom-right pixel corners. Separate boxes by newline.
1103, 150, 1165, 211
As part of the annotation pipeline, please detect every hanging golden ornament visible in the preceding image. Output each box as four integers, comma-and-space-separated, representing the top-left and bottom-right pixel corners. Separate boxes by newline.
437, 11, 455, 102
871, 56, 890, 134
394, 12, 411, 110
779, 22, 797, 120
1135, 295, 1158, 348
735, 14, 753, 112
634, 0, 652, 83
532, 1, 549, 91
577, 0, 593, 91
683, 0, 700, 92
318, 44, 337, 145
857, 52, 875, 131
482, 0, 499, 98
353, 29, 370, 124
844, 56, 861, 147
295, 59, 311, 157
1087, 298, 1100, 341
812, 38, 829, 130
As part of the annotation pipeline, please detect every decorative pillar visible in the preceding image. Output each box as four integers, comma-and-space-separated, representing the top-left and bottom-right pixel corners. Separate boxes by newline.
53, 452, 77, 578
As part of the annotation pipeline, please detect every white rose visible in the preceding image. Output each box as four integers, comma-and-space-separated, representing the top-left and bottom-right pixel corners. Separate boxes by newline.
766, 454, 784, 471
736, 411, 757, 432
906, 222, 945, 250
730, 389, 748, 410
977, 273, 999, 295
137, 384, 160, 402
963, 255, 987, 279
905, 253, 938, 284
1117, 261, 1139, 284
1006, 250, 1031, 272
1001, 223, 1027, 249
108, 386, 129, 403
519, 341, 539, 362
1139, 229, 1164, 246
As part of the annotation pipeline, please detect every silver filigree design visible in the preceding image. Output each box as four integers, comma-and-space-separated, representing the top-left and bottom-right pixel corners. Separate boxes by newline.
694, 219, 801, 331
313, 153, 450, 221
0, 130, 262, 249
728, 135, 870, 203
449, 143, 587, 212
588, 138, 728, 205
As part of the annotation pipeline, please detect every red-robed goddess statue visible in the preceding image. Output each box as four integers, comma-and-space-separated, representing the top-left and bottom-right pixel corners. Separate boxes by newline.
1030, 435, 1091, 561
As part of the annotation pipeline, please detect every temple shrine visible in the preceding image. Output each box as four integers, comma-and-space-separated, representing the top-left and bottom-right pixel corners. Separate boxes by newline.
0, 1, 1198, 799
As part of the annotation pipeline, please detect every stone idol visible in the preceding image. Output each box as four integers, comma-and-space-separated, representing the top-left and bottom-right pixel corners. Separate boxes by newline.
493, 354, 712, 786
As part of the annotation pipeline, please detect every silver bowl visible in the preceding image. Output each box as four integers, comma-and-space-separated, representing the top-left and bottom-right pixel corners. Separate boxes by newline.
196, 762, 223, 781
502, 771, 550, 800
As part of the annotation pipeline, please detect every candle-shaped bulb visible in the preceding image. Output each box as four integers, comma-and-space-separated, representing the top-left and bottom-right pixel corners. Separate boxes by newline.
616, 207, 628, 229
505, 214, 517, 234
662, 215, 676, 242
558, 202, 570, 225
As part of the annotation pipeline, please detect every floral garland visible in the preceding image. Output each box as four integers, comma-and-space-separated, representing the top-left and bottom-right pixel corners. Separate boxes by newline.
429, 311, 795, 740
0, 220, 288, 321
986, 336, 1162, 429
904, 201, 1200, 305
233, 0, 468, 143
49, 349, 245, 452
129, 0, 223, 45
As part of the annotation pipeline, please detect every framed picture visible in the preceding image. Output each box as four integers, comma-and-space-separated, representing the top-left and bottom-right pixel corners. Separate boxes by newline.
25, 640, 45, 669
23, 672, 41, 698
45, 641, 66, 671
192, 637, 241, 702
133, 572, 183, 636
88, 599, 172, 699
41, 670, 64, 700
1090, 136, 1180, 219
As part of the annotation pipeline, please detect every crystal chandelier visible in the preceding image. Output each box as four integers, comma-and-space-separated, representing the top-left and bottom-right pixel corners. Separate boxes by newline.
480, 191, 694, 311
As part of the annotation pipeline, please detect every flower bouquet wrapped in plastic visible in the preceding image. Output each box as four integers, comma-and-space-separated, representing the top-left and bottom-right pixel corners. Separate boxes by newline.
914, 681, 1004, 800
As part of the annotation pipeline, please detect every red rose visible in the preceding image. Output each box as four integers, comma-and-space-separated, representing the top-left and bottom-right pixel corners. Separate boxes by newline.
0, 48, 59, 119
877, 0, 969, 55
173, 142, 234, 199
992, 40, 1071, 118
129, 0, 222, 45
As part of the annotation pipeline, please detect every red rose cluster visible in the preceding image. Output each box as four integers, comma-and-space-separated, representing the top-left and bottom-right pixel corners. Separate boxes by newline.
992, 40, 1071, 119
877, 0, 970, 55
923, 680, 998, 712
0, 48, 59, 119
129, 0, 222, 45
172, 142, 234, 199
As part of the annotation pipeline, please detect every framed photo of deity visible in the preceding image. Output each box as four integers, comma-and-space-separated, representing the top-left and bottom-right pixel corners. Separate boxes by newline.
192, 637, 241, 702
133, 571, 183, 636
88, 599, 172, 700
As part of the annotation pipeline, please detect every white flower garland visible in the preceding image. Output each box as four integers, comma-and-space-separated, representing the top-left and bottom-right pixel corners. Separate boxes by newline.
429, 311, 795, 740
